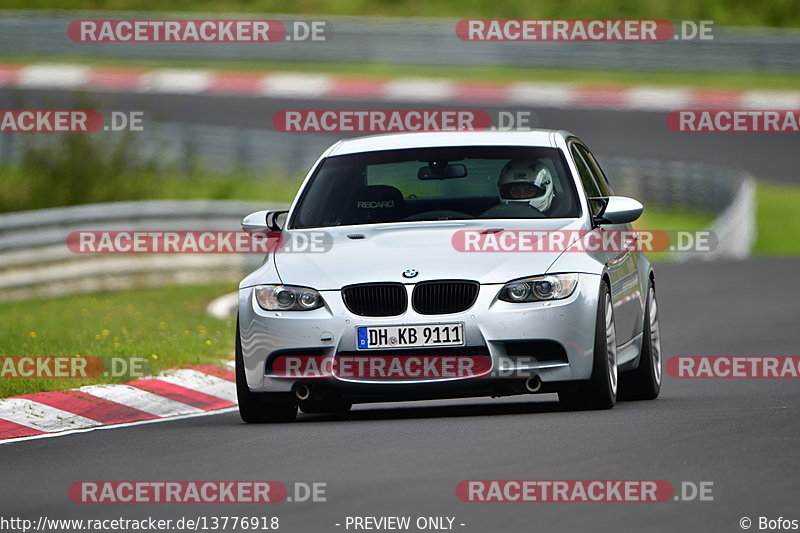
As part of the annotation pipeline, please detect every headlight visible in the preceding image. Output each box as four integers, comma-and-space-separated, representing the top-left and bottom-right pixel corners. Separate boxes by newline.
255, 285, 324, 311
498, 274, 578, 302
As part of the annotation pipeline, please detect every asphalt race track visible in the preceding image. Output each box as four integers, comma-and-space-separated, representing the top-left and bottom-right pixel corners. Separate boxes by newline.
1, 258, 799, 532
0, 87, 797, 183
1, 84, 798, 532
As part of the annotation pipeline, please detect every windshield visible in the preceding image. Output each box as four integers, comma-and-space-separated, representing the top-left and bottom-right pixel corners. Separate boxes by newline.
291, 146, 580, 229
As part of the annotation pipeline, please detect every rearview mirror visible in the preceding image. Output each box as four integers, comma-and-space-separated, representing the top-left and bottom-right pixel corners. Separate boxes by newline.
241, 210, 288, 231
591, 196, 643, 225
418, 162, 468, 180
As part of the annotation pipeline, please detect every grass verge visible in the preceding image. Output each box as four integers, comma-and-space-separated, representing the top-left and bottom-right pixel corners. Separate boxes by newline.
636, 182, 800, 257
0, 283, 237, 398
635, 207, 717, 233
753, 181, 800, 255
634, 206, 717, 262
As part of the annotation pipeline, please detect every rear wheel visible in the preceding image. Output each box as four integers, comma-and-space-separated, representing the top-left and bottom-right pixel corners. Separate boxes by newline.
559, 280, 617, 410
619, 281, 662, 401
236, 318, 297, 423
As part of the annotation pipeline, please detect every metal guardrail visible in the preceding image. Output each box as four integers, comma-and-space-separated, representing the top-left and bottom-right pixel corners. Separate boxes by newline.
0, 200, 281, 301
0, 10, 799, 72
600, 156, 746, 211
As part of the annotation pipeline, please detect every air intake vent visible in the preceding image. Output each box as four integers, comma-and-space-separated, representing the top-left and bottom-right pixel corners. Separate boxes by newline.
342, 283, 407, 317
412, 280, 479, 315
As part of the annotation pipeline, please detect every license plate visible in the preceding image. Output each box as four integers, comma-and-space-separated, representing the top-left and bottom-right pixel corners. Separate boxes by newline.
356, 323, 464, 350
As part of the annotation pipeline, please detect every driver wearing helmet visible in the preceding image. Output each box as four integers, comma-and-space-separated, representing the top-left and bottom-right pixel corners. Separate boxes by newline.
497, 159, 556, 213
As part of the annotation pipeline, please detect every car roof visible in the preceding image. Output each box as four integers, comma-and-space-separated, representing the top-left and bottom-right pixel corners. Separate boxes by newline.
327, 130, 575, 156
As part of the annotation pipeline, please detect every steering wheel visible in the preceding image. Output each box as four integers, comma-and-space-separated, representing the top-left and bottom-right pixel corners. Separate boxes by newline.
479, 202, 545, 219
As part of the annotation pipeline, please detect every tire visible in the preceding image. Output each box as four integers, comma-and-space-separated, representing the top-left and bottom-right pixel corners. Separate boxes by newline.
235, 317, 298, 423
559, 280, 617, 410
619, 281, 662, 401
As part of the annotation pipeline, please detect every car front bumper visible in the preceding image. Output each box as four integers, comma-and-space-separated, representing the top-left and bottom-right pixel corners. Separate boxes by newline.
238, 274, 601, 396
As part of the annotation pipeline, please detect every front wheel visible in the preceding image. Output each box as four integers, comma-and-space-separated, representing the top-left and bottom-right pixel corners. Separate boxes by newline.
559, 280, 617, 410
619, 281, 662, 401
235, 317, 298, 423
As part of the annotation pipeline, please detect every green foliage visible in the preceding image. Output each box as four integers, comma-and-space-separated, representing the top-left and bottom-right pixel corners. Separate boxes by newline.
0, 132, 303, 212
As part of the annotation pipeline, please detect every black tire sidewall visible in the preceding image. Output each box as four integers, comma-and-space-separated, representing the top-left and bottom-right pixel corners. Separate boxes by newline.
590, 281, 617, 407
621, 282, 661, 400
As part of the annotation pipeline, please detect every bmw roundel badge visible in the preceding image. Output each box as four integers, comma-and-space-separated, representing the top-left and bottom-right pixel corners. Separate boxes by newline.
402, 269, 419, 279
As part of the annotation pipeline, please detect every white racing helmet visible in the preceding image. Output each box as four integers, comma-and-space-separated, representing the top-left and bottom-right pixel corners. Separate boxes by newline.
498, 159, 555, 212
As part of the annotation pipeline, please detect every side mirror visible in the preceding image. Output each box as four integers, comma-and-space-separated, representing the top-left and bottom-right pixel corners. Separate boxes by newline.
242, 210, 288, 231
590, 196, 643, 225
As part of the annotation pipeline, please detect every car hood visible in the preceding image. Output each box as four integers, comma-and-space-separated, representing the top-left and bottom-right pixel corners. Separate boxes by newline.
268, 219, 587, 289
